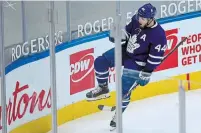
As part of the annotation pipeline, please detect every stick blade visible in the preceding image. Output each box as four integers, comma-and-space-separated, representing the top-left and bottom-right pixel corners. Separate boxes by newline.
110, 127, 116, 131
98, 105, 116, 111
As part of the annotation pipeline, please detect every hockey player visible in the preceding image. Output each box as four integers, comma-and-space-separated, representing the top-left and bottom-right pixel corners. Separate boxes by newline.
86, 3, 167, 130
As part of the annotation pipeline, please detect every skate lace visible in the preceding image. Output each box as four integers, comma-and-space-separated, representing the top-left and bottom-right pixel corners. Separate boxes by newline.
91, 86, 102, 94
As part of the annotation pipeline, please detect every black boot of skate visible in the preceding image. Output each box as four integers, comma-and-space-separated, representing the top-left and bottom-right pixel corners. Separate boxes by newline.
86, 84, 110, 101
110, 112, 116, 131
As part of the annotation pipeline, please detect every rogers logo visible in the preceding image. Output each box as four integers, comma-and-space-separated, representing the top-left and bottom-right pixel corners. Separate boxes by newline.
70, 48, 95, 95
155, 28, 179, 71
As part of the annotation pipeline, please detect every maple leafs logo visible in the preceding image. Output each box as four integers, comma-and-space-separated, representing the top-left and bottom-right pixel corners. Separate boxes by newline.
127, 34, 140, 53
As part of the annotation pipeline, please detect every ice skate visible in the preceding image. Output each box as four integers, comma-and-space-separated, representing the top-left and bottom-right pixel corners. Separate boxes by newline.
110, 112, 116, 131
86, 85, 110, 101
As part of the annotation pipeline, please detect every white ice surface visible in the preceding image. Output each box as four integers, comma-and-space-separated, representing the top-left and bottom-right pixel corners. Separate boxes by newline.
48, 89, 201, 133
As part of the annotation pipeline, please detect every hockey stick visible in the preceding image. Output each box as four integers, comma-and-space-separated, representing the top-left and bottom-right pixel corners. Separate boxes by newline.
162, 37, 187, 61
125, 36, 188, 97
98, 36, 188, 112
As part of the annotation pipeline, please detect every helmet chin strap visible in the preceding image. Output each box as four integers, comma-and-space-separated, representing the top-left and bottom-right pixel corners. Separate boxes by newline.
145, 18, 154, 27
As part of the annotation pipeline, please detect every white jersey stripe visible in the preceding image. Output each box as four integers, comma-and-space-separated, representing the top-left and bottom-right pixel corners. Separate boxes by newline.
147, 59, 161, 65
149, 54, 163, 59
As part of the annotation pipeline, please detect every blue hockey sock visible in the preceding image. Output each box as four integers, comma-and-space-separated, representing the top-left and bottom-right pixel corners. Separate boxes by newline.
95, 70, 109, 86
94, 56, 110, 86
122, 96, 131, 113
121, 70, 139, 113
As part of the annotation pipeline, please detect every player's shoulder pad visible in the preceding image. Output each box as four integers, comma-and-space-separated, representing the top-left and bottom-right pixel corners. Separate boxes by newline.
131, 15, 140, 25
149, 22, 167, 45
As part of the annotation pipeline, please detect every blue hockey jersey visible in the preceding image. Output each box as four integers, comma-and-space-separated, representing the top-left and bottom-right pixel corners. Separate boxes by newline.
124, 15, 167, 72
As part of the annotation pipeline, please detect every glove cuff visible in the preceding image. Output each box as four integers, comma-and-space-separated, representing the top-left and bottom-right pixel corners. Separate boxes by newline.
139, 70, 151, 80
142, 68, 153, 74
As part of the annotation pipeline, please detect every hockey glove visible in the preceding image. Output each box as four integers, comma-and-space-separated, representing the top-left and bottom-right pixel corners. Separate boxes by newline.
109, 36, 127, 43
109, 36, 115, 43
136, 70, 151, 86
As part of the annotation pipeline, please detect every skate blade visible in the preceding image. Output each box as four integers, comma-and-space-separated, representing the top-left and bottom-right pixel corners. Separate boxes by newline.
86, 93, 110, 101
98, 105, 116, 111
110, 126, 116, 131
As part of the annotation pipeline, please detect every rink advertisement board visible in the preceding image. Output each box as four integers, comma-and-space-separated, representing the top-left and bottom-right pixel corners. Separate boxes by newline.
69, 48, 95, 95
162, 16, 201, 69
1, 12, 201, 133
